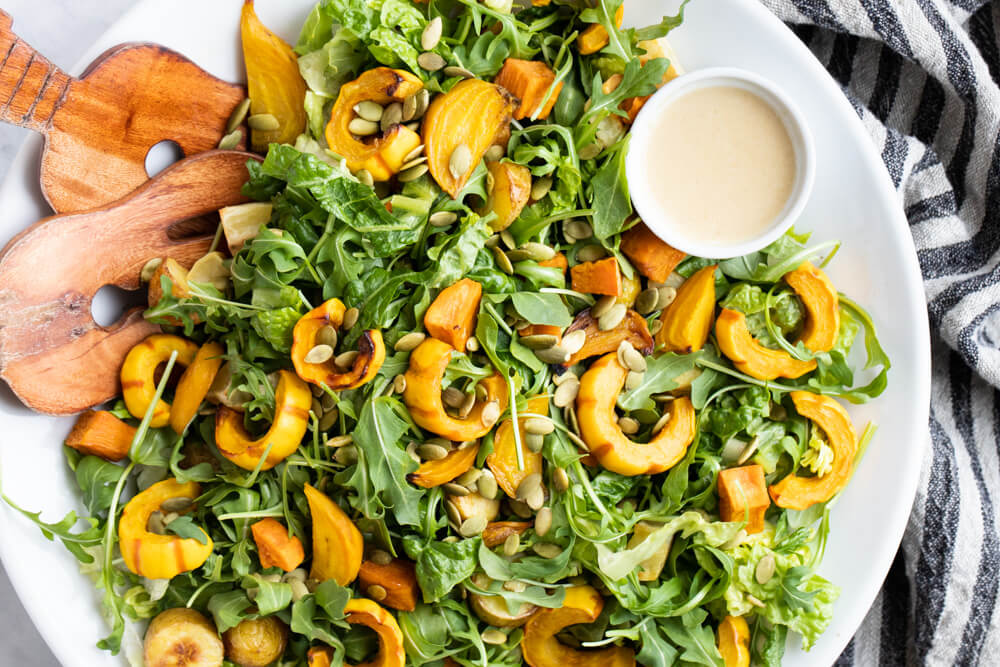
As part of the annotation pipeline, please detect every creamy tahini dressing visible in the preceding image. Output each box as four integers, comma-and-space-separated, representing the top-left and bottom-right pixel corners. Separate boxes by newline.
645, 85, 796, 246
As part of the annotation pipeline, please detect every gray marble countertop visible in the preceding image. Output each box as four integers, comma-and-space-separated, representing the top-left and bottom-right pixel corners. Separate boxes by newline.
0, 2, 136, 665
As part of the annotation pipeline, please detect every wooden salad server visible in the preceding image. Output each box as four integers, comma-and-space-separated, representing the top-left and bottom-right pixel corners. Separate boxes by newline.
0, 150, 260, 415
0, 10, 247, 213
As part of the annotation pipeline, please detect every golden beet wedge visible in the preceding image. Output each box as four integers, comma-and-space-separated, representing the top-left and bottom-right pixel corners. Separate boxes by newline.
717, 615, 751, 667
657, 264, 717, 354
487, 395, 548, 499
483, 160, 532, 231
304, 483, 363, 585
576, 353, 695, 476
769, 391, 858, 510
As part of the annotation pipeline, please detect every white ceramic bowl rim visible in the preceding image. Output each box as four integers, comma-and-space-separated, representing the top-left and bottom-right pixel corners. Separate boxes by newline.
626, 66, 816, 259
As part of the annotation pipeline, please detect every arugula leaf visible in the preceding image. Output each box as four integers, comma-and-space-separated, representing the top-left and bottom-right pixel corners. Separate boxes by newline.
618, 352, 700, 411
207, 590, 253, 633
73, 456, 125, 517
590, 138, 632, 240
658, 610, 724, 667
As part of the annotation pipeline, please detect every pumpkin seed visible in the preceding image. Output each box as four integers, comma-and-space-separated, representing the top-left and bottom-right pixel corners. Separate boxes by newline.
564, 404, 580, 436
398, 163, 429, 182
457, 468, 482, 487
553, 379, 580, 407
535, 345, 571, 364
287, 579, 309, 602
311, 384, 325, 398
503, 580, 527, 593
449, 144, 473, 180
652, 411, 672, 435
417, 51, 446, 71
443, 386, 465, 408
481, 400, 501, 427
598, 303, 627, 331
618, 416, 640, 435
516, 473, 542, 501
327, 435, 354, 449
755, 554, 777, 585
484, 144, 505, 162
305, 344, 334, 364
403, 144, 425, 163
397, 93, 416, 123
355, 169, 374, 187
417, 443, 450, 461
140, 257, 163, 283
466, 336, 480, 352
552, 370, 578, 386
485, 234, 501, 249
460, 515, 488, 537
311, 397, 324, 417
737, 436, 762, 465
354, 100, 384, 122
322, 392, 338, 411
578, 143, 602, 160
561, 329, 586, 356
444, 482, 471, 497
649, 319, 663, 336
420, 16, 444, 50
284, 568, 308, 583
218, 129, 242, 150
522, 242, 556, 261
625, 370, 645, 391
505, 248, 531, 262
475, 383, 489, 401
316, 325, 338, 349
535, 507, 553, 536
393, 374, 407, 394
519, 334, 559, 350
553, 466, 570, 492
406, 442, 421, 463
532, 542, 563, 559
226, 98, 252, 133
530, 176, 553, 200
413, 89, 431, 119
576, 244, 607, 262
509, 498, 534, 518
348, 117, 380, 136
459, 392, 477, 419
443, 65, 475, 79
492, 246, 514, 274
622, 345, 647, 373
319, 410, 339, 431
635, 288, 660, 314
524, 417, 554, 435
335, 350, 359, 370
160, 497, 193, 513
404, 121, 420, 132
426, 211, 459, 231
335, 445, 358, 465
657, 286, 678, 310
395, 331, 426, 351
525, 432, 545, 453
500, 229, 517, 249
481, 629, 508, 645
248, 113, 280, 131
477, 470, 499, 499
380, 102, 403, 132
591, 295, 617, 319
503, 533, 521, 556
367, 584, 389, 602
565, 219, 593, 240
342, 307, 360, 330
526, 486, 545, 510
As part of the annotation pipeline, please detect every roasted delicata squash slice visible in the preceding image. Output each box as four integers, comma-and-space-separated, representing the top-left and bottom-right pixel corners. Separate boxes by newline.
292, 298, 385, 391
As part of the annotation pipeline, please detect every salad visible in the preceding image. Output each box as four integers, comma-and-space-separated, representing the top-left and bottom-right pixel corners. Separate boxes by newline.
2, 0, 891, 666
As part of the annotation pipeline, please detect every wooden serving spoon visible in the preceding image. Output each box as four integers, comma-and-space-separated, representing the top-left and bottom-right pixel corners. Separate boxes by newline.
0, 10, 247, 213
0, 150, 261, 415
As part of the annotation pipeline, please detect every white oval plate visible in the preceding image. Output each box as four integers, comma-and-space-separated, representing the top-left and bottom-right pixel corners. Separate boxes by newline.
0, 1, 930, 665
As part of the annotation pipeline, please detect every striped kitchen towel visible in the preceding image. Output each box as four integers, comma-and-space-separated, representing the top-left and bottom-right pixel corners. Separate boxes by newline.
759, 0, 1000, 664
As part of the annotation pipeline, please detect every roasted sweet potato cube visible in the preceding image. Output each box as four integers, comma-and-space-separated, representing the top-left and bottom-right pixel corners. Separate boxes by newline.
620, 222, 686, 283
718, 465, 770, 534
358, 559, 419, 611
494, 58, 563, 120
65, 410, 136, 461
570, 257, 622, 296
538, 252, 568, 273
576, 6, 624, 55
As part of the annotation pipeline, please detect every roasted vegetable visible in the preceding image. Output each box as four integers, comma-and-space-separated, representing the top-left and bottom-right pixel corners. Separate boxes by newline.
617, 272, 641, 307
422, 78, 516, 197
223, 616, 288, 667
144, 607, 224, 667
620, 222, 685, 283
715, 309, 817, 380
409, 443, 479, 488
215, 370, 312, 470
577, 353, 695, 476
487, 395, 548, 499
769, 392, 858, 510
522, 586, 635, 667
403, 338, 509, 441
657, 264, 717, 353
493, 58, 563, 120
620, 38, 684, 123
325, 68, 423, 180
241, 0, 306, 151
447, 491, 501, 524
576, 6, 624, 55
560, 307, 654, 368
220, 201, 272, 254
358, 558, 419, 612
251, 518, 305, 571
147, 258, 197, 326
121, 334, 199, 428
483, 161, 532, 231
305, 483, 363, 585
570, 257, 622, 296
424, 278, 483, 352
170, 341, 224, 434
482, 521, 532, 548
538, 252, 568, 273
119, 479, 213, 580
292, 298, 385, 390
626, 520, 670, 581
469, 574, 537, 627
785, 261, 840, 352
717, 615, 751, 667
717, 465, 770, 534
65, 410, 136, 462
343, 598, 406, 667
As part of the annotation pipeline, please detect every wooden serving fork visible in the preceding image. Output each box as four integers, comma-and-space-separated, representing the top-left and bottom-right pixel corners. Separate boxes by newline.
0, 10, 247, 213
0, 150, 260, 415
